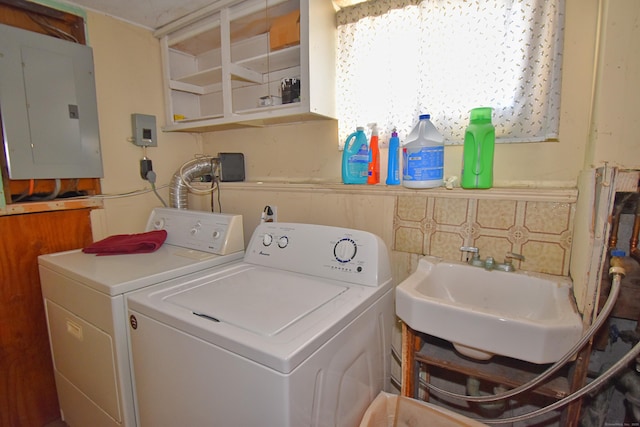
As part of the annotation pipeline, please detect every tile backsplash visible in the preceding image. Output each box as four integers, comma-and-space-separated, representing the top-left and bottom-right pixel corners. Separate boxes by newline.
393, 195, 576, 276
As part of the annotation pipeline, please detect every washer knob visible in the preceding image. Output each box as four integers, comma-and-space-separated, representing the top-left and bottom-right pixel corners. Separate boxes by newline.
152, 218, 165, 230
334, 238, 357, 263
212, 230, 221, 239
263, 233, 273, 246
277, 236, 289, 248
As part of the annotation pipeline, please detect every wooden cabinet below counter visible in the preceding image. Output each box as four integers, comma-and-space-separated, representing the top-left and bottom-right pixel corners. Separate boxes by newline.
0, 208, 94, 427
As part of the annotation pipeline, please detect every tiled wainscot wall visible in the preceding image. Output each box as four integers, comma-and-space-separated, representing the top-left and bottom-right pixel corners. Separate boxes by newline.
392, 192, 576, 276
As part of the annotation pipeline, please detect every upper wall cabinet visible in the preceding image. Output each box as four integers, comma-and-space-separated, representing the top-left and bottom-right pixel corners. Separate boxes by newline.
154, 0, 336, 132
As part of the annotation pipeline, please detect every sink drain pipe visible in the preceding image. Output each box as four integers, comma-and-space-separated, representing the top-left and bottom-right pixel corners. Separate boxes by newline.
421, 257, 629, 424
466, 377, 508, 417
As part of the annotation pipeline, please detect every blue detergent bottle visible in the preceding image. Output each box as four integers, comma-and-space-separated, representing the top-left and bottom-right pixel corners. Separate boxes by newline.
386, 128, 400, 185
342, 127, 369, 184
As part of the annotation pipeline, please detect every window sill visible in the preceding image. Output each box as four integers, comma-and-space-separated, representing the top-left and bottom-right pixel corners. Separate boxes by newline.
217, 181, 578, 203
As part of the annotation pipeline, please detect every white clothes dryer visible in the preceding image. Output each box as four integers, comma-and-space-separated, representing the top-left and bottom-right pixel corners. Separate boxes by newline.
127, 222, 394, 427
38, 208, 244, 427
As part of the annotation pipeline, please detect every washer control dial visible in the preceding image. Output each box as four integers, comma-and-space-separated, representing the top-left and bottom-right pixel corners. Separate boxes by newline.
277, 236, 289, 248
334, 238, 357, 263
262, 233, 273, 246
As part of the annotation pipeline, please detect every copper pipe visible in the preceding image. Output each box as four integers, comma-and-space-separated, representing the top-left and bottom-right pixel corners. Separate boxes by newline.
610, 208, 621, 249
610, 193, 635, 250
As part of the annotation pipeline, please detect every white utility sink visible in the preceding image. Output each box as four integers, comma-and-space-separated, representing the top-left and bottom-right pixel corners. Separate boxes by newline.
395, 256, 584, 364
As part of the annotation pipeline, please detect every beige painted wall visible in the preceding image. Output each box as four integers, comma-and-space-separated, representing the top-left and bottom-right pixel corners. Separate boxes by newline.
85, 12, 203, 237
82, 0, 639, 237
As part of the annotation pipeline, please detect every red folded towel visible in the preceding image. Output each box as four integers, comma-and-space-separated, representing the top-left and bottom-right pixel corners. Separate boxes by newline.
82, 230, 168, 256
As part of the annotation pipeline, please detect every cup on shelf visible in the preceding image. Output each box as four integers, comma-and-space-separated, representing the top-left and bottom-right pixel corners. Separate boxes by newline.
281, 78, 300, 104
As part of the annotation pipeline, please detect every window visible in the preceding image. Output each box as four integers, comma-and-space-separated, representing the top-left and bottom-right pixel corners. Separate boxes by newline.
336, 0, 565, 145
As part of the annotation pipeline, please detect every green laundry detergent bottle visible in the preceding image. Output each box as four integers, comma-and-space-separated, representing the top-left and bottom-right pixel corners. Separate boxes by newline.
461, 107, 495, 189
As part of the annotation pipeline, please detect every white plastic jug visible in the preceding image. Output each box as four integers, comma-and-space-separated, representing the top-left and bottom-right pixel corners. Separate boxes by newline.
402, 114, 444, 189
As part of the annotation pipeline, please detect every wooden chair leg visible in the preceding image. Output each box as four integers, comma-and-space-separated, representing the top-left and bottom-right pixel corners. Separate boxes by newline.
401, 322, 422, 399
563, 342, 592, 426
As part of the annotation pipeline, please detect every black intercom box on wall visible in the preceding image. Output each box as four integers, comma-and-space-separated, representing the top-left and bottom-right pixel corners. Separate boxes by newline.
218, 153, 245, 182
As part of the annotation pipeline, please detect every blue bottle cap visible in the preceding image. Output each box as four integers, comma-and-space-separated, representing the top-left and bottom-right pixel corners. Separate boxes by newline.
611, 249, 626, 257
419, 114, 431, 120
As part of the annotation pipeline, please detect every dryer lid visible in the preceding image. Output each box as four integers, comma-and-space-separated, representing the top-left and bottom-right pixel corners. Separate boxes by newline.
165, 266, 348, 336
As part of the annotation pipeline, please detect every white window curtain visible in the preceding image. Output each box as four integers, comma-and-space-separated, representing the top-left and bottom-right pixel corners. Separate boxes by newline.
336, 0, 565, 145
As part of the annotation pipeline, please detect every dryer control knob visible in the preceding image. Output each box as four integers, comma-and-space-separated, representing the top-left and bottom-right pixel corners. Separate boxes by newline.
263, 233, 273, 246
190, 221, 202, 235
152, 218, 165, 229
212, 230, 221, 239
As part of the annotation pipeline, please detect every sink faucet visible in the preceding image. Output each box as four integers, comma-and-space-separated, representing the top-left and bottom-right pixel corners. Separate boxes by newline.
460, 246, 485, 267
484, 256, 495, 271
460, 247, 524, 272
495, 252, 526, 272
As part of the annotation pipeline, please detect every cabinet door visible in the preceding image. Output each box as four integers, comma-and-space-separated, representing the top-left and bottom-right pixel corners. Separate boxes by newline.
157, 0, 335, 132
0, 24, 103, 179
0, 209, 94, 426
227, 0, 301, 115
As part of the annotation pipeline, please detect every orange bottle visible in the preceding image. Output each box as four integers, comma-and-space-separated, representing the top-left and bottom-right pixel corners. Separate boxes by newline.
367, 123, 380, 184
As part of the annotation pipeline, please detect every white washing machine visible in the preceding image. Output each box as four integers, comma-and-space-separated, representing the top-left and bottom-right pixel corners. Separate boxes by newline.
38, 208, 244, 427
126, 222, 394, 427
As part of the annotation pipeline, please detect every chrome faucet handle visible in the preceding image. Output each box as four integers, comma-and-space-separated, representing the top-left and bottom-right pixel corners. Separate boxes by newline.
460, 246, 479, 256
505, 252, 525, 263
460, 246, 481, 265
498, 253, 525, 272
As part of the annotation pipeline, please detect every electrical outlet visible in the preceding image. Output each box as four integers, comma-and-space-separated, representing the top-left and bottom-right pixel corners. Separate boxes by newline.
140, 158, 153, 180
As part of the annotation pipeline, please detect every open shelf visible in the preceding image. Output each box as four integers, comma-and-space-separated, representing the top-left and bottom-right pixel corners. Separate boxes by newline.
400, 322, 590, 427
156, 0, 335, 132
415, 334, 571, 399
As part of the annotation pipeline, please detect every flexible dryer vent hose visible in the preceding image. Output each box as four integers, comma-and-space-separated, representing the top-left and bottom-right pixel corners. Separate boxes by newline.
169, 157, 216, 209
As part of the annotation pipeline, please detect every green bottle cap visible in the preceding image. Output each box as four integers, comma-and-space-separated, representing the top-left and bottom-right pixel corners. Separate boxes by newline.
470, 107, 493, 123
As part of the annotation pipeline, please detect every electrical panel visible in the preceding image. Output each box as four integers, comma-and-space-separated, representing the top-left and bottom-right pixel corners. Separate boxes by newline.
0, 24, 103, 179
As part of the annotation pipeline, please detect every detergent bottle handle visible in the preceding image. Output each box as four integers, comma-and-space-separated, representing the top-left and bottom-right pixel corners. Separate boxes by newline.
344, 132, 357, 150
471, 134, 483, 175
